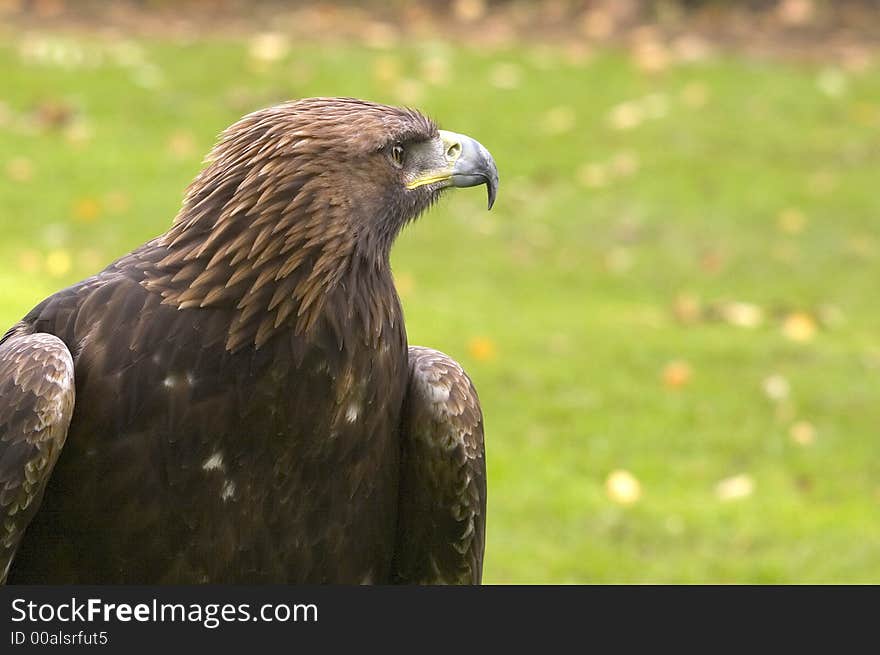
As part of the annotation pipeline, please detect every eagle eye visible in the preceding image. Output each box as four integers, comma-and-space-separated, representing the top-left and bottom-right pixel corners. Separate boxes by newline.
390, 144, 405, 168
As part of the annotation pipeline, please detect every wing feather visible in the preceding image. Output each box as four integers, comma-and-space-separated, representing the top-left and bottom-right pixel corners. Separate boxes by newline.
392, 346, 486, 584
0, 330, 75, 582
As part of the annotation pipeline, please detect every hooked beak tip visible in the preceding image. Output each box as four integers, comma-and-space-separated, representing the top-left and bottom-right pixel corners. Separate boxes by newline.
443, 130, 499, 211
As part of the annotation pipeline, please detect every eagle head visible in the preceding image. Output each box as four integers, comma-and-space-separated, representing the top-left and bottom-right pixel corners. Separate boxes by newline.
173, 98, 497, 256
154, 97, 498, 348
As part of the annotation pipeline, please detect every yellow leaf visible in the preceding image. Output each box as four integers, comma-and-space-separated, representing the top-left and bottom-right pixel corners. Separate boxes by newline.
16, 250, 42, 274
468, 337, 496, 362
680, 81, 710, 109
248, 32, 289, 64
603, 247, 633, 274
541, 106, 576, 135
372, 56, 401, 84
72, 197, 101, 223
5, 156, 33, 182
672, 292, 702, 325
421, 55, 451, 87
167, 130, 197, 159
789, 421, 816, 446
605, 470, 642, 505
715, 474, 754, 502
45, 249, 72, 277
393, 79, 425, 106
610, 151, 640, 177
488, 63, 522, 90
577, 163, 608, 189
632, 40, 670, 73
777, 208, 807, 235
608, 101, 643, 130
762, 374, 791, 402
662, 360, 692, 389
782, 312, 817, 342
719, 301, 764, 328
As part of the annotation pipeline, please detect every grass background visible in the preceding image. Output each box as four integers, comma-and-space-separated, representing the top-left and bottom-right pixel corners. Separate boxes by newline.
1, 26, 879, 582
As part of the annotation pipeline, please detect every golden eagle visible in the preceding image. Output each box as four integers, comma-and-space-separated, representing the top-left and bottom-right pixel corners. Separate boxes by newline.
0, 97, 497, 584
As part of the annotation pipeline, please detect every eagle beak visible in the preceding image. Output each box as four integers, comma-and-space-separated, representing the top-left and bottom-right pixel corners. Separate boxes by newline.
440, 130, 499, 210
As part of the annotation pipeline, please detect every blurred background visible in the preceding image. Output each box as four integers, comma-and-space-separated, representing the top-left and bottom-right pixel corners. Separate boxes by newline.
1, 0, 879, 582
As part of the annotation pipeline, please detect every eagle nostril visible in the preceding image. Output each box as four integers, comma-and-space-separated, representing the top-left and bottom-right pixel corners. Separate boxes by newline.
446, 141, 461, 160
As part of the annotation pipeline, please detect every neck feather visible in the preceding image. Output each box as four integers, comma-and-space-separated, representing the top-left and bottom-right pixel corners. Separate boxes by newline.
142, 169, 398, 352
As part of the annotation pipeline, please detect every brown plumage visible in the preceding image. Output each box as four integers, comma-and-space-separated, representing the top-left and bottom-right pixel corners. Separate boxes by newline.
0, 97, 496, 584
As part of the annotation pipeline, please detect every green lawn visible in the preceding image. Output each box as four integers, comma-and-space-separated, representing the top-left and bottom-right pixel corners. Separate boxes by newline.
1, 32, 879, 583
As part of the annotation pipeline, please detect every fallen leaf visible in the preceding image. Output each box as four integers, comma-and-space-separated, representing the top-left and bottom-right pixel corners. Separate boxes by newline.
715, 474, 754, 501
782, 312, 817, 342
488, 62, 521, 90
541, 106, 576, 135
421, 55, 450, 86
633, 40, 670, 73
642, 93, 669, 119
45, 249, 72, 277
775, 402, 796, 423
393, 79, 425, 105
680, 81, 710, 108
762, 374, 791, 402
248, 32, 290, 64
604, 247, 633, 274
610, 150, 640, 177
33, 100, 75, 130
807, 170, 838, 195
548, 333, 572, 355
608, 101, 643, 130
372, 56, 401, 84
16, 249, 42, 274
41, 223, 69, 247
662, 360, 692, 389
577, 162, 609, 189
846, 234, 877, 259
817, 68, 847, 97
64, 119, 93, 145
0, 100, 12, 128
699, 250, 725, 274
468, 336, 496, 362
789, 420, 816, 446
719, 301, 764, 328
777, 208, 807, 234
816, 303, 845, 328
5, 156, 34, 182
605, 470, 642, 505
167, 130, 197, 159
672, 292, 703, 324
72, 197, 101, 223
